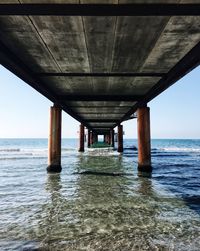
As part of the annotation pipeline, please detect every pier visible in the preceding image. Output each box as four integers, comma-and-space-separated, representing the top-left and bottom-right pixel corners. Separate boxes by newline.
0, 2, 200, 173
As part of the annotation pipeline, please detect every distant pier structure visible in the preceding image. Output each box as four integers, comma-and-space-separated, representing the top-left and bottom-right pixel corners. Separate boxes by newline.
0, 3, 200, 174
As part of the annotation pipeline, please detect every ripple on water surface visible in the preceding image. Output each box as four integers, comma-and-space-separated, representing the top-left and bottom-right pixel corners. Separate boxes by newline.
0, 148, 200, 250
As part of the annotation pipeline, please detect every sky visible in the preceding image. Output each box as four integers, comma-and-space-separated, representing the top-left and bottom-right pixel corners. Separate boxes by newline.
0, 65, 199, 139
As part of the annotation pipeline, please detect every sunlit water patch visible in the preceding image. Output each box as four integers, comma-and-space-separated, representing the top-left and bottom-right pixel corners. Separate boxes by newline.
0, 139, 200, 250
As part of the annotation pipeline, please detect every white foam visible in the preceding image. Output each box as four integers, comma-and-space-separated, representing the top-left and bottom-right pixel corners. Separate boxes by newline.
161, 147, 200, 152
87, 148, 120, 156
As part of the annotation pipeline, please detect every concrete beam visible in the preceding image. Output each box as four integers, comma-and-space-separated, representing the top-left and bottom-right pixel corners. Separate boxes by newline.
120, 42, 200, 124
1, 4, 200, 16
0, 41, 91, 129
58, 95, 142, 102
38, 72, 165, 77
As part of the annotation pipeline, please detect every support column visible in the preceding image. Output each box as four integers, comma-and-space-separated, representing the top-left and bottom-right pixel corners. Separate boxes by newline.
117, 125, 123, 152
92, 132, 95, 144
105, 134, 108, 144
111, 129, 115, 147
79, 124, 85, 152
93, 132, 97, 144
108, 133, 111, 145
137, 106, 152, 172
87, 129, 91, 148
47, 104, 62, 173
90, 131, 93, 145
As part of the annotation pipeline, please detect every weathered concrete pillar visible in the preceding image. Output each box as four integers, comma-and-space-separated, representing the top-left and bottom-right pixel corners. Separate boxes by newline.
111, 129, 115, 147
92, 132, 95, 144
105, 134, 108, 144
47, 104, 62, 173
117, 125, 123, 152
93, 132, 97, 144
87, 129, 91, 148
137, 106, 152, 172
106, 134, 110, 144
108, 133, 111, 145
79, 124, 85, 152
90, 131, 93, 145
96, 134, 98, 143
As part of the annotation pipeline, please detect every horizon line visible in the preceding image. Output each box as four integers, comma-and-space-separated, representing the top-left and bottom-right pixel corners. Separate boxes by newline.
0, 137, 200, 140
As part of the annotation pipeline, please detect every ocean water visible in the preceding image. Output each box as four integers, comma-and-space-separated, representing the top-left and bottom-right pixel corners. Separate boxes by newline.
0, 138, 200, 251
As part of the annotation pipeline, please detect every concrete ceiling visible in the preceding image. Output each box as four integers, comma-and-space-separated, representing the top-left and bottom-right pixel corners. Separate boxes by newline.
0, 1, 200, 133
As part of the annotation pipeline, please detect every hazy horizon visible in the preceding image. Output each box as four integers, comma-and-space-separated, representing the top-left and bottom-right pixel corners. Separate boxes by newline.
1, 137, 200, 140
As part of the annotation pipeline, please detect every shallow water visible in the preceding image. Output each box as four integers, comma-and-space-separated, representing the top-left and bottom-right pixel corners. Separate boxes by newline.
0, 139, 200, 250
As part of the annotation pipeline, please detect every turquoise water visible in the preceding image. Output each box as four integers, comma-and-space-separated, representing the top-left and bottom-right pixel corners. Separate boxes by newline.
0, 139, 200, 250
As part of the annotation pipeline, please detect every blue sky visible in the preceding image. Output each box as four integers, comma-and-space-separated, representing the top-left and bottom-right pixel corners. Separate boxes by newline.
0, 65, 199, 139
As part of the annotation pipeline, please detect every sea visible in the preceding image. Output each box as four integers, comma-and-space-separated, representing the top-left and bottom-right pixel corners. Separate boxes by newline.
0, 138, 200, 251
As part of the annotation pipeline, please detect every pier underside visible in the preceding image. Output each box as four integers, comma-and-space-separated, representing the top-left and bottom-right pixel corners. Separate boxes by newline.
0, 2, 200, 172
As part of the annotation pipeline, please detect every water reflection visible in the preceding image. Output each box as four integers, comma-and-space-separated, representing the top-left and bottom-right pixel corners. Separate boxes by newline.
46, 173, 62, 192
137, 176, 154, 196
37, 153, 200, 250
1, 142, 200, 250
42, 174, 64, 248
138, 170, 152, 178
41, 155, 152, 249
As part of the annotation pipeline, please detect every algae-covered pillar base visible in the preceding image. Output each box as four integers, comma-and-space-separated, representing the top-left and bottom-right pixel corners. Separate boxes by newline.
79, 124, 85, 152
47, 104, 62, 173
117, 125, 123, 152
137, 106, 152, 173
